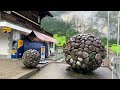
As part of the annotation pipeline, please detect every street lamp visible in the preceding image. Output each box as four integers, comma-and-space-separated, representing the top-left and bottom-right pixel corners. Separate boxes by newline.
117, 11, 120, 57
107, 11, 109, 59
112, 12, 120, 79
76, 17, 79, 33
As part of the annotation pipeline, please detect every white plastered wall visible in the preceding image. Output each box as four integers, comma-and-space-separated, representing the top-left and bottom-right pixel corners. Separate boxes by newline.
50, 42, 55, 54
0, 30, 10, 56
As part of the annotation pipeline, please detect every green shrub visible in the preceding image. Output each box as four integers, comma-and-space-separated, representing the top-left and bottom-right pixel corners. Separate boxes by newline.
110, 44, 120, 54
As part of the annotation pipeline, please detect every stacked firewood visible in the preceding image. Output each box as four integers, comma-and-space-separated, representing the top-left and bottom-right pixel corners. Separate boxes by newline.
63, 34, 106, 73
22, 49, 40, 68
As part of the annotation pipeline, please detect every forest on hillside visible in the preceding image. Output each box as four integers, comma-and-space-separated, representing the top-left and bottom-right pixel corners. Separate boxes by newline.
41, 14, 77, 40
41, 11, 120, 45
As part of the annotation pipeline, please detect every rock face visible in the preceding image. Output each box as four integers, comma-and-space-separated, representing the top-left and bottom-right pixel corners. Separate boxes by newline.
63, 34, 106, 73
22, 49, 40, 68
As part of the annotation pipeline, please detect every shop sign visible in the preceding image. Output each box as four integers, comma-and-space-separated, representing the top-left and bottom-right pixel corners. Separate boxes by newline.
41, 46, 45, 59
11, 50, 17, 55
18, 40, 23, 49
2, 27, 12, 33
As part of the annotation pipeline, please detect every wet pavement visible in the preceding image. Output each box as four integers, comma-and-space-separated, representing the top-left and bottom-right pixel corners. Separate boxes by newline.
0, 52, 64, 79
0, 58, 53, 79
29, 62, 112, 79
0, 59, 28, 79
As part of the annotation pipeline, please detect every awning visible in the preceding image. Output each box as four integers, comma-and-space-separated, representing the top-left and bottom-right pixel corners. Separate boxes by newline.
0, 21, 56, 43
21, 31, 56, 43
33, 31, 56, 43
25, 31, 56, 43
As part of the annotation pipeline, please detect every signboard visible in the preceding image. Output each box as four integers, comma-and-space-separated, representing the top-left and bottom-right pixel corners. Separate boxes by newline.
11, 50, 17, 54
2, 27, 12, 33
18, 40, 23, 49
11, 50, 17, 58
41, 46, 45, 59
39, 46, 48, 64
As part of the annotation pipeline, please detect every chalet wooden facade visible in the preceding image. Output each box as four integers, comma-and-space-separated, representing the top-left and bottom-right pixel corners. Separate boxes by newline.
0, 11, 55, 59
0, 11, 53, 36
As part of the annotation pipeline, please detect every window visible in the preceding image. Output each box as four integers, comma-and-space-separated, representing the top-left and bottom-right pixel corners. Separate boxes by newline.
50, 42, 53, 48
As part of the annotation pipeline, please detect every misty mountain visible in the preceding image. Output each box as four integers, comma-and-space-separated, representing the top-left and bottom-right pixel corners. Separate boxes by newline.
50, 11, 70, 17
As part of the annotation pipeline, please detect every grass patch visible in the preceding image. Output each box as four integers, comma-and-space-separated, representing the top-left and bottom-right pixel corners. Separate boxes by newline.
110, 44, 120, 54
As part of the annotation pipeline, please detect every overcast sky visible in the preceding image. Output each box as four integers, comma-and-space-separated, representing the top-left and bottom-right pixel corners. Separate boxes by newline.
50, 11, 107, 33
50, 11, 97, 22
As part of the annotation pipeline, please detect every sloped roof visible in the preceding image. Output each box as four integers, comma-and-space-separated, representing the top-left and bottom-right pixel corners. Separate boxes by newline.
38, 11, 53, 20
26, 31, 56, 43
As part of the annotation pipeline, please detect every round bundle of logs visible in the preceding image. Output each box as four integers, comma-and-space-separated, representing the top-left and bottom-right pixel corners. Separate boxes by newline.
22, 49, 40, 68
63, 34, 106, 73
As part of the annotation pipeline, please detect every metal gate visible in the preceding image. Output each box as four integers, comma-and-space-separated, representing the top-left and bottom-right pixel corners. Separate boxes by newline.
111, 57, 120, 79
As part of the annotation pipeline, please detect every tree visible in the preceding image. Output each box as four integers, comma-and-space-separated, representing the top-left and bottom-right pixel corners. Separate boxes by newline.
94, 11, 119, 39
49, 11, 70, 17
84, 27, 103, 37
41, 16, 77, 41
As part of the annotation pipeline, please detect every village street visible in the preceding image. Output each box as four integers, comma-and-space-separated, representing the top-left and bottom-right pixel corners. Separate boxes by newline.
29, 60, 112, 79
0, 11, 119, 79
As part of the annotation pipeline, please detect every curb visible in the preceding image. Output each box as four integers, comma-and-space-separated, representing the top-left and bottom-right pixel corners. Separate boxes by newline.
55, 56, 64, 61
18, 69, 38, 79
10, 62, 51, 79
10, 57, 64, 79
45, 57, 64, 61
108, 66, 112, 71
20, 62, 50, 79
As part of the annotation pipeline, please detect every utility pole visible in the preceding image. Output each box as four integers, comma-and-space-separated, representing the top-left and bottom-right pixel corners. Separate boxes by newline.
117, 11, 120, 57
76, 18, 79, 33
81, 18, 83, 34
65, 16, 68, 41
107, 11, 109, 60
65, 21, 66, 41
